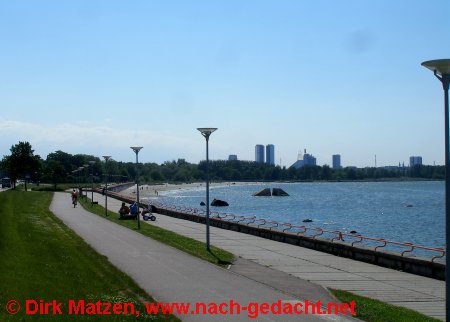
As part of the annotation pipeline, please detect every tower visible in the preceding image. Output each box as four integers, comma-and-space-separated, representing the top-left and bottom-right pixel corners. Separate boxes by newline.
332, 154, 341, 169
266, 144, 275, 165
255, 145, 265, 163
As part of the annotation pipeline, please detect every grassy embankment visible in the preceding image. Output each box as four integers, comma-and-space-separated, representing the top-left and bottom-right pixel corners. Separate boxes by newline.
0, 190, 178, 321
78, 195, 234, 266
24, 183, 101, 192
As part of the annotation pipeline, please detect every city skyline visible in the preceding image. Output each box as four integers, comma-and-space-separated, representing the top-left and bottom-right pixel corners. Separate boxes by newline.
0, 1, 449, 167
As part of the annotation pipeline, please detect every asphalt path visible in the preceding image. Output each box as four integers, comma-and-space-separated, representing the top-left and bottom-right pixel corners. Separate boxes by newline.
50, 192, 355, 322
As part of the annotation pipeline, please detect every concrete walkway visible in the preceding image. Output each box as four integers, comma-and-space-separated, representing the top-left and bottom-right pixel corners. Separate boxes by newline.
51, 192, 357, 322
90, 192, 445, 321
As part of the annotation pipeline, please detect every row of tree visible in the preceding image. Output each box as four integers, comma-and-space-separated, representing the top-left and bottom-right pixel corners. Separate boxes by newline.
0, 141, 445, 189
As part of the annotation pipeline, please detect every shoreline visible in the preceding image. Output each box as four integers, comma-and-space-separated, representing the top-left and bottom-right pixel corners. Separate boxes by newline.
118, 181, 263, 199
116, 178, 443, 199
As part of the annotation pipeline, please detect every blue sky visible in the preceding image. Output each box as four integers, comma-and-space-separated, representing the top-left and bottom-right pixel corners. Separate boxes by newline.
1, 1, 449, 167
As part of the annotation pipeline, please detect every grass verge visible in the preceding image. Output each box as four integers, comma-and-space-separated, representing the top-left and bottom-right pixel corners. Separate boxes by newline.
0, 190, 179, 321
330, 289, 440, 322
78, 195, 235, 266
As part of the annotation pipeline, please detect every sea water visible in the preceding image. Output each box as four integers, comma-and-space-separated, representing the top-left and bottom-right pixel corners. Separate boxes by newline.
144, 181, 444, 249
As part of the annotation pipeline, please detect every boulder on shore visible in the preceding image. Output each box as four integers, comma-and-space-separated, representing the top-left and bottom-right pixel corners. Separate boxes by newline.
211, 198, 229, 206
253, 188, 271, 196
272, 188, 289, 196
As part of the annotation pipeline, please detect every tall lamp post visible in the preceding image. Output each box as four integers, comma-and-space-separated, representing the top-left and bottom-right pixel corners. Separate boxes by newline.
197, 128, 217, 251
71, 170, 77, 189
422, 59, 450, 321
130, 147, 143, 230
78, 167, 84, 192
103, 156, 111, 216
83, 164, 89, 192
89, 161, 95, 205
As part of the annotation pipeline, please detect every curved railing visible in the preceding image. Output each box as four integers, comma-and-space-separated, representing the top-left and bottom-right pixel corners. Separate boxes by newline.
141, 199, 445, 263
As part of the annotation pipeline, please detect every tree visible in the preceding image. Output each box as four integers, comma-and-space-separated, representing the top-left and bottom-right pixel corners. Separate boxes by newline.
47, 150, 74, 174
150, 170, 165, 181
1, 141, 41, 189
321, 165, 332, 180
44, 160, 65, 190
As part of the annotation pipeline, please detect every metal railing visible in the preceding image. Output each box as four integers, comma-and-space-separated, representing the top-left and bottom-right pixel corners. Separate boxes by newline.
140, 199, 445, 263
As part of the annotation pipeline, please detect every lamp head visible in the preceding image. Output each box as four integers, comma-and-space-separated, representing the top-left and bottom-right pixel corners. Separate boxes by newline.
197, 128, 218, 139
130, 146, 143, 154
422, 59, 450, 76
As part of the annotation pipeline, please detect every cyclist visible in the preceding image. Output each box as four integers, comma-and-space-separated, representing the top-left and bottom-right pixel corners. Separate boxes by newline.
71, 189, 78, 207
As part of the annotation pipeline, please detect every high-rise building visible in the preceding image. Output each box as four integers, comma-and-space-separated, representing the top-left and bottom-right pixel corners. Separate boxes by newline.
266, 144, 275, 165
410, 156, 423, 167
228, 155, 238, 161
290, 149, 317, 169
255, 145, 265, 163
332, 154, 342, 169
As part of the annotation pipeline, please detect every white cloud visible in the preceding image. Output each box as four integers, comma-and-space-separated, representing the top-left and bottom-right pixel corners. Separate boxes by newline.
0, 119, 200, 162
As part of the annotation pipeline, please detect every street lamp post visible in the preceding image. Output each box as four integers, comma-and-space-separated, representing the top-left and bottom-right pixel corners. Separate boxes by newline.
422, 59, 450, 321
130, 147, 143, 230
78, 167, 84, 192
71, 170, 77, 189
89, 161, 95, 205
103, 156, 111, 216
83, 164, 89, 191
197, 128, 217, 251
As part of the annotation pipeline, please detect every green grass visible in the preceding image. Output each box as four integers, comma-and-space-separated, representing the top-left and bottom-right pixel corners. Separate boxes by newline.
0, 190, 179, 321
23, 183, 100, 192
78, 196, 235, 267
330, 289, 441, 322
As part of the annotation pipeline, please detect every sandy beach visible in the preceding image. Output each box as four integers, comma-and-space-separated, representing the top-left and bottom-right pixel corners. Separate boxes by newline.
119, 181, 262, 199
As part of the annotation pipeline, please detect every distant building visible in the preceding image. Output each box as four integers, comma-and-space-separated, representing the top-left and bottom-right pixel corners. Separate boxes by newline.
228, 155, 238, 161
332, 154, 342, 169
290, 149, 317, 169
266, 144, 275, 165
255, 145, 265, 163
410, 156, 423, 167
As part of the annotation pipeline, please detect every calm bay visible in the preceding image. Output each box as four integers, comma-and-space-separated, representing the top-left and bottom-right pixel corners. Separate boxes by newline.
145, 181, 444, 250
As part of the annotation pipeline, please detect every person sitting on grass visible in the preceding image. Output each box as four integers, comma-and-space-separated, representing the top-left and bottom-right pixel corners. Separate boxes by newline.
119, 202, 130, 218
130, 202, 139, 215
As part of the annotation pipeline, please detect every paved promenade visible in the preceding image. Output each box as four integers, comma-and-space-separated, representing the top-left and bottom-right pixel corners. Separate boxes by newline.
51, 192, 357, 322
90, 192, 445, 320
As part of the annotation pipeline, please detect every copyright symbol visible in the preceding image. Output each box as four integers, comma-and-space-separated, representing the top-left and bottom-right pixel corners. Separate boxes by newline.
6, 300, 20, 314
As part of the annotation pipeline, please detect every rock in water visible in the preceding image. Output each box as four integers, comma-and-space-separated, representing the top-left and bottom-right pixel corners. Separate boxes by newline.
211, 198, 229, 206
253, 188, 271, 196
200, 201, 206, 206
303, 219, 313, 223
272, 188, 289, 196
